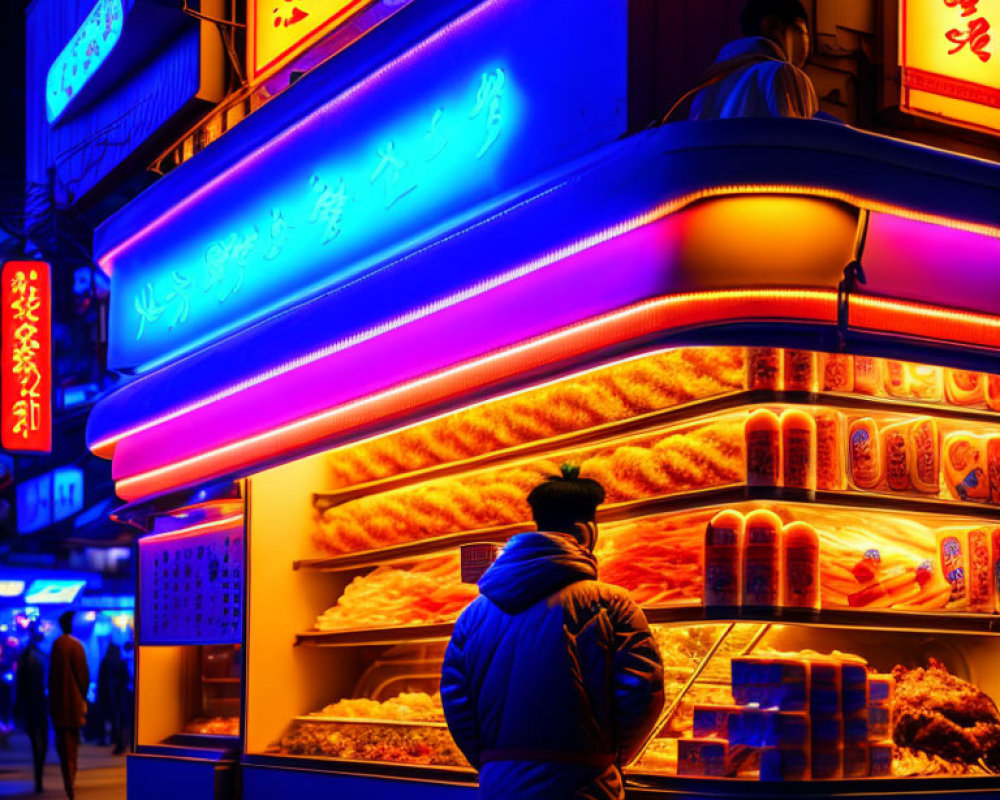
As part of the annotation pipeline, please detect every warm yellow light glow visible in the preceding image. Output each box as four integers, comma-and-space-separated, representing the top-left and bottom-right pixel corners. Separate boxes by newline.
900, 0, 1000, 135
248, 0, 367, 82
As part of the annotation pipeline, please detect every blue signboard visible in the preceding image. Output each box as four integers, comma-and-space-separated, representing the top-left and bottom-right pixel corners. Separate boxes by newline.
46, 0, 126, 123
100, 0, 627, 371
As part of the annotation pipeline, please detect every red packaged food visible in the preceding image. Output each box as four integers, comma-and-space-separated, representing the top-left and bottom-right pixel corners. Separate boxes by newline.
784, 350, 817, 392
748, 348, 781, 391
882, 422, 911, 492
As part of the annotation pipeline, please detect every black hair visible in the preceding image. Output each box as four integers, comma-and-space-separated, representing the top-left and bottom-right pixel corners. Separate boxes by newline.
58, 611, 74, 634
527, 463, 605, 537
740, 0, 808, 36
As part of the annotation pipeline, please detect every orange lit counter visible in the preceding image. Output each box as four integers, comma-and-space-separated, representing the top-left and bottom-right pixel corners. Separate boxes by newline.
239, 346, 1000, 798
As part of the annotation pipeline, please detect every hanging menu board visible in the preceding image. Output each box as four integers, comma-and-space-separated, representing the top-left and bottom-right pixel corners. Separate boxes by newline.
139, 523, 244, 645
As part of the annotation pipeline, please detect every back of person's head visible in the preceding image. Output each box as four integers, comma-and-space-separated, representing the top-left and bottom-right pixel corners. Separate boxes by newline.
740, 0, 808, 36
28, 625, 43, 646
106, 643, 121, 659
58, 611, 75, 635
527, 464, 605, 547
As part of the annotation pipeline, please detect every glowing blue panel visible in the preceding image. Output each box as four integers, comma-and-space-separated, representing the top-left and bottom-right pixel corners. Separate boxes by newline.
101, 0, 627, 371
46, 0, 126, 124
25, 579, 87, 604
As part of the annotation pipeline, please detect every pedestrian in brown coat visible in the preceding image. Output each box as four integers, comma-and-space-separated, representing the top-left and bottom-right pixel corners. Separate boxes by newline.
49, 612, 89, 800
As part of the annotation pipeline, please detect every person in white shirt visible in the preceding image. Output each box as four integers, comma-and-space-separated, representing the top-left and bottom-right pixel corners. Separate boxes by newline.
685, 0, 819, 120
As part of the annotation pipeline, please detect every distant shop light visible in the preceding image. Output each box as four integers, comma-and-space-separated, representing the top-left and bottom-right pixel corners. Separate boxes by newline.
0, 581, 25, 598
24, 579, 86, 605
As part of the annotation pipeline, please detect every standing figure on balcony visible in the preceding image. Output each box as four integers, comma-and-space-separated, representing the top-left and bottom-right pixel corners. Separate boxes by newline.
686, 0, 819, 120
441, 465, 665, 800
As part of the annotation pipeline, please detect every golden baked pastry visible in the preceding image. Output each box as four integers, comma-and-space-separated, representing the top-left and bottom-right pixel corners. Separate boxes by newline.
325, 347, 745, 488
314, 420, 744, 555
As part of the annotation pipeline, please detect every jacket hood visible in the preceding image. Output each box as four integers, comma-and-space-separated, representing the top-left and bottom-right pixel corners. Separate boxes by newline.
478, 531, 598, 614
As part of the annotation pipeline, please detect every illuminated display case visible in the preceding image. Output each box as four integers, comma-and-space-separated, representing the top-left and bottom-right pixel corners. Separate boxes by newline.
240, 346, 1000, 797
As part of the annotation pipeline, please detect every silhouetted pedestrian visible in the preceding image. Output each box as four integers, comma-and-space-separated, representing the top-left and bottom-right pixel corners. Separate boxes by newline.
14, 628, 47, 794
49, 612, 89, 800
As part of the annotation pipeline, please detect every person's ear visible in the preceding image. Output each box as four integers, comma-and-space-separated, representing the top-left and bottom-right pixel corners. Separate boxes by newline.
574, 521, 597, 549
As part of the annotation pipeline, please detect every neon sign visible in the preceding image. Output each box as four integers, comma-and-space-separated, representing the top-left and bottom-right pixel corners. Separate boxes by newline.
2, 262, 51, 453
46, 0, 125, 124
99, 0, 629, 371
248, 0, 368, 82
901, 0, 1000, 134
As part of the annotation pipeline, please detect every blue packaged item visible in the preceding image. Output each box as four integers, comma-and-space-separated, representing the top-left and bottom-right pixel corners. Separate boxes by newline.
760, 711, 810, 748
811, 715, 844, 746
760, 747, 809, 781
844, 714, 869, 743
693, 705, 742, 739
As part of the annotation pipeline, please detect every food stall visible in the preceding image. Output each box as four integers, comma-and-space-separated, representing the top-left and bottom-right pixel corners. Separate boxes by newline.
86, 0, 1000, 798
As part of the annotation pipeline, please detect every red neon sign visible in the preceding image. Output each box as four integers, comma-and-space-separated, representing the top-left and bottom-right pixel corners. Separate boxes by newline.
2, 261, 52, 452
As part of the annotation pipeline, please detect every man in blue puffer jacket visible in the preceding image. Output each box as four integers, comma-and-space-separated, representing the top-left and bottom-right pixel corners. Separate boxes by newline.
441, 465, 665, 799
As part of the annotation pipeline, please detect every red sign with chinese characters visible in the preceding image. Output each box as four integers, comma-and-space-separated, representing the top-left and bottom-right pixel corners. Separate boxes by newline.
901, 0, 1000, 134
1, 262, 52, 452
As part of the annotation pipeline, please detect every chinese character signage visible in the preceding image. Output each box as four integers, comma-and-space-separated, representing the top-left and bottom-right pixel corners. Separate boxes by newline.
901, 0, 1000, 134
2, 262, 52, 453
139, 524, 244, 644
100, 0, 629, 371
248, 0, 368, 82
46, 0, 124, 123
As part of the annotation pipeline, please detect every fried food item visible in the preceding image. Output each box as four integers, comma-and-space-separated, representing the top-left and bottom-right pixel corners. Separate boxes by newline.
892, 745, 989, 776
596, 512, 708, 606
277, 718, 468, 766
325, 347, 744, 488
315, 555, 478, 630
315, 692, 446, 723
315, 419, 743, 555
184, 717, 240, 736
892, 659, 1000, 771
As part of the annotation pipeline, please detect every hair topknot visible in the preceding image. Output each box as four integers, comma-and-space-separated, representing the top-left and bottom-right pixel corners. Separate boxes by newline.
527, 464, 605, 536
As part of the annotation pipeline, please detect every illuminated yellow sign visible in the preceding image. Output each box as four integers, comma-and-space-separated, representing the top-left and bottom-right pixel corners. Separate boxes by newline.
248, 0, 369, 82
900, 0, 1000, 134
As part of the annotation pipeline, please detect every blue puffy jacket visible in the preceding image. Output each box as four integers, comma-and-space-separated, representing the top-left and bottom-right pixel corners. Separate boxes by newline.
441, 532, 665, 799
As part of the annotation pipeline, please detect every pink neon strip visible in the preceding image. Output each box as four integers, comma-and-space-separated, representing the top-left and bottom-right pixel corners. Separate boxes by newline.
93, 184, 1000, 458
113, 288, 838, 500
140, 515, 245, 543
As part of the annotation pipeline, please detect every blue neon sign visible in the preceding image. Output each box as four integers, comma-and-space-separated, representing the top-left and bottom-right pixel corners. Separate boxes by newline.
101, 0, 628, 371
46, 0, 125, 124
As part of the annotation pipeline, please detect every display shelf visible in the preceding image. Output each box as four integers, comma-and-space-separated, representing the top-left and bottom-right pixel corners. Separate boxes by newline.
298, 484, 1000, 573
294, 522, 532, 572
624, 773, 1000, 798
155, 733, 240, 752
291, 715, 448, 728
313, 388, 1000, 512
644, 605, 1000, 635
295, 622, 456, 647
295, 598, 1000, 649
243, 752, 477, 783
